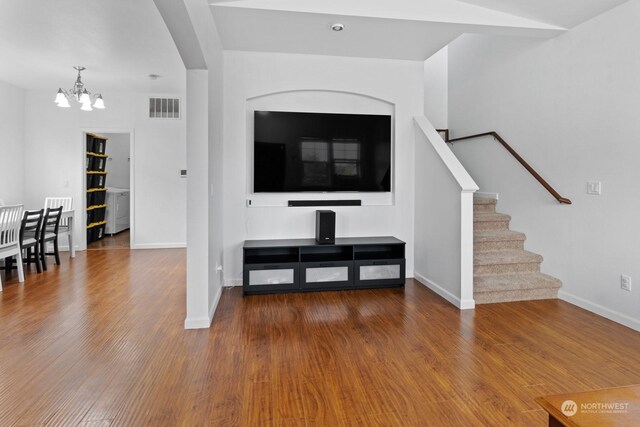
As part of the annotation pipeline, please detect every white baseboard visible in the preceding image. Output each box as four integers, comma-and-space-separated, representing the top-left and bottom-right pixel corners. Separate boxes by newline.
558, 290, 640, 332
131, 242, 186, 249
224, 279, 242, 287
209, 286, 222, 321
184, 286, 223, 329
414, 272, 475, 310
459, 298, 475, 309
60, 243, 188, 251
474, 191, 499, 200
184, 315, 210, 329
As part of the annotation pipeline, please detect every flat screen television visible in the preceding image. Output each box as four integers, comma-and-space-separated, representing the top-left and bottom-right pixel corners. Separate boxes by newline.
253, 111, 392, 193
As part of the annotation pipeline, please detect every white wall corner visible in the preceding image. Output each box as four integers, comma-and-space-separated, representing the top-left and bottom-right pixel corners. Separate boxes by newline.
558, 290, 640, 332
415, 272, 470, 309
208, 285, 222, 322
459, 298, 476, 310
423, 46, 448, 129
224, 279, 243, 287
459, 190, 476, 308
184, 286, 222, 330
184, 316, 211, 329
185, 70, 211, 329
132, 242, 187, 249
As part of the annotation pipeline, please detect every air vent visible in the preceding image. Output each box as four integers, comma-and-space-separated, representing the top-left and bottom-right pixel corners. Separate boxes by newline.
149, 97, 180, 119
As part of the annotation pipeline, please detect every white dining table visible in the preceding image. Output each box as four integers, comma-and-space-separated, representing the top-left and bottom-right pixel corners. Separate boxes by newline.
0, 206, 75, 258
62, 210, 75, 258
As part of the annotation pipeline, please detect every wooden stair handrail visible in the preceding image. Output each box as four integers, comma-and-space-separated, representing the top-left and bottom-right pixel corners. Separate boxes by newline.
436, 128, 449, 143
442, 130, 572, 205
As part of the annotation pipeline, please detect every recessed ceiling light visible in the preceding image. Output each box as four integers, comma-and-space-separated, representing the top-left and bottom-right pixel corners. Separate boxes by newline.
331, 23, 345, 32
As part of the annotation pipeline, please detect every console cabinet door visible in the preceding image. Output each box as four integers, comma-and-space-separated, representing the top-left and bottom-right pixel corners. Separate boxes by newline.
300, 261, 353, 290
243, 263, 299, 294
354, 259, 405, 288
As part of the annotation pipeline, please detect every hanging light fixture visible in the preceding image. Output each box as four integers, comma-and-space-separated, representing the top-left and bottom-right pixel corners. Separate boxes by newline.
54, 66, 105, 110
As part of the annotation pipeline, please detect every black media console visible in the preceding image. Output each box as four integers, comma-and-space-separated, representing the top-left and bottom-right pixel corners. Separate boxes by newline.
243, 236, 406, 295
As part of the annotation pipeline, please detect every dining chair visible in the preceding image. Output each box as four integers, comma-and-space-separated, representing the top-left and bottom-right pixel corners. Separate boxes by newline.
20, 209, 44, 273
0, 205, 25, 291
40, 206, 63, 271
44, 197, 73, 256
5, 209, 45, 274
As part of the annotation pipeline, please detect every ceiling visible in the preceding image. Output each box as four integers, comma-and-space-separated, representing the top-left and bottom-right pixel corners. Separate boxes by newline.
459, 0, 631, 28
209, 0, 629, 60
0, 0, 629, 92
0, 0, 185, 92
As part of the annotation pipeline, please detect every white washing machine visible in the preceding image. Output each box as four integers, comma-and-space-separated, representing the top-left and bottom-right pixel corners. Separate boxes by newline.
105, 188, 130, 235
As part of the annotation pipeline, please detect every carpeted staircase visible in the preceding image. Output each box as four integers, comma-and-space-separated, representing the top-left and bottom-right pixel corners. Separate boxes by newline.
473, 197, 561, 304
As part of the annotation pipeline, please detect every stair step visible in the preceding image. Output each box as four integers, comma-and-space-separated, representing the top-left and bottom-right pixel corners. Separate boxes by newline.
473, 197, 497, 212
474, 203, 496, 213
475, 287, 560, 304
474, 272, 561, 304
474, 273, 561, 293
471, 196, 562, 304
474, 250, 542, 275
473, 197, 497, 206
474, 230, 525, 252
473, 213, 511, 231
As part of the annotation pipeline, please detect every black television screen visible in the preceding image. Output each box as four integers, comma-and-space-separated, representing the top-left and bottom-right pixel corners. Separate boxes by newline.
253, 111, 392, 192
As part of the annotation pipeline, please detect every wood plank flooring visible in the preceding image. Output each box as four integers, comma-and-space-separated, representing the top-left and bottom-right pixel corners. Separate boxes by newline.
1, 249, 639, 426
87, 230, 130, 250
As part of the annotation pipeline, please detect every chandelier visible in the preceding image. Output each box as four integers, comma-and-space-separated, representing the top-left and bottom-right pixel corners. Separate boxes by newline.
54, 66, 105, 111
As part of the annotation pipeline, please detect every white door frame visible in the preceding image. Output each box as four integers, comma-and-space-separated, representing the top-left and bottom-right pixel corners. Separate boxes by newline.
80, 128, 136, 250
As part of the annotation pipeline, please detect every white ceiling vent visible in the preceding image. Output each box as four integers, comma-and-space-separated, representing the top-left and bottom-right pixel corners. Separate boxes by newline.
149, 97, 180, 119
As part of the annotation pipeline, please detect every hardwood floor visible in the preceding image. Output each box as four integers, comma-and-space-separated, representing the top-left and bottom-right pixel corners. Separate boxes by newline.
1, 249, 639, 426
87, 230, 130, 250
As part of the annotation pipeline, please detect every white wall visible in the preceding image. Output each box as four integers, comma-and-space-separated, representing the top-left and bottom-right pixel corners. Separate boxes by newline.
423, 47, 448, 129
0, 80, 25, 205
207, 50, 225, 320
22, 90, 187, 249
103, 133, 130, 189
222, 51, 424, 284
414, 116, 477, 309
172, 0, 225, 328
155, 0, 225, 328
448, 0, 640, 330
185, 70, 212, 328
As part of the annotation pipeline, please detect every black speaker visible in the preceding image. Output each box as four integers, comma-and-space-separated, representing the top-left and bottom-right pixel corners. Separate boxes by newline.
289, 199, 361, 207
315, 210, 335, 245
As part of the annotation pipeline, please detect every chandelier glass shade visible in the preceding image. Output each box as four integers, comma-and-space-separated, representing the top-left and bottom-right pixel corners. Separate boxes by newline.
54, 66, 105, 111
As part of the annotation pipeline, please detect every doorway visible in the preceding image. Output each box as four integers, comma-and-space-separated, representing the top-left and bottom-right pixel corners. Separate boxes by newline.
85, 131, 133, 250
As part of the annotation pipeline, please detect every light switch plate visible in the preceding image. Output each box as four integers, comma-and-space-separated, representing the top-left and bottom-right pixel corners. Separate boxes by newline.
587, 181, 601, 195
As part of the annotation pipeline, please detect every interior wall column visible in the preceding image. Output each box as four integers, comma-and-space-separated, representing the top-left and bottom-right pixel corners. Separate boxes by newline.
184, 69, 211, 328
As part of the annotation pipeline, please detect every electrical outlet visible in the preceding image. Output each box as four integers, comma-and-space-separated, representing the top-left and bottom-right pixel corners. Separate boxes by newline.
587, 181, 602, 195
621, 275, 632, 291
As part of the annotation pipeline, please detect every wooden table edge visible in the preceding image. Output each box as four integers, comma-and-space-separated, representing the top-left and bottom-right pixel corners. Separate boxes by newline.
535, 384, 640, 427
535, 396, 579, 427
